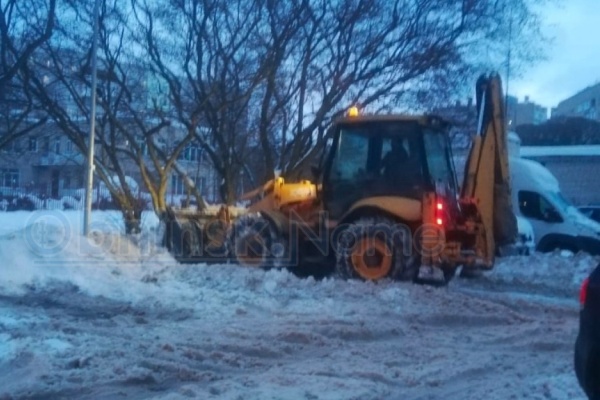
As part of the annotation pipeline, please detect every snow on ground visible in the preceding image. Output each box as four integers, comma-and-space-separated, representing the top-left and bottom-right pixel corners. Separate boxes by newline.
0, 211, 597, 399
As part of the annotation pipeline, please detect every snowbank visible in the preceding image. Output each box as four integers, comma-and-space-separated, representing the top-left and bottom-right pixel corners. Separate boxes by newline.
0, 210, 166, 302
489, 251, 598, 292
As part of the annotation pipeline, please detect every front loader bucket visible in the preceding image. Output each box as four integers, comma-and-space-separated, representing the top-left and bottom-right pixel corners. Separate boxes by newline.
163, 207, 230, 263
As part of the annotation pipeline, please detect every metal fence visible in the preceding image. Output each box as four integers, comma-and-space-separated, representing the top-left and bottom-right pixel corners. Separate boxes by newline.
0, 186, 201, 211
0, 186, 131, 211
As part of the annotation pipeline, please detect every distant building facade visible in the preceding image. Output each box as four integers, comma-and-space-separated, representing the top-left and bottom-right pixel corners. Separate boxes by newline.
520, 145, 600, 206
552, 82, 600, 121
434, 94, 548, 148
0, 123, 221, 205
506, 95, 548, 127
0, 130, 84, 197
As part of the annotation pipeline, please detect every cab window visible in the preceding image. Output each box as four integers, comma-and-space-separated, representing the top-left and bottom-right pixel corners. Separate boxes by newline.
330, 130, 370, 180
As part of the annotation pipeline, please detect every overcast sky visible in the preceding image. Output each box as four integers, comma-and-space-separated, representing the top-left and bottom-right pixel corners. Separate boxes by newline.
510, 0, 600, 109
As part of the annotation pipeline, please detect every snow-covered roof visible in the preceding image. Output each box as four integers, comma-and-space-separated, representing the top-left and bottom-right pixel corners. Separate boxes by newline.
510, 156, 560, 193
520, 145, 600, 157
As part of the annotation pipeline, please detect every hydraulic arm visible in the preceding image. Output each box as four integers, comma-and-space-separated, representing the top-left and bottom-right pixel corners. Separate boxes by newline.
461, 73, 518, 266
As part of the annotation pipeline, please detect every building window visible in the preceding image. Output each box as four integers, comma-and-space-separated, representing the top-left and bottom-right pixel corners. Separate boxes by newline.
54, 137, 61, 154
179, 145, 201, 161
196, 176, 205, 192
29, 137, 38, 152
66, 140, 74, 153
135, 139, 148, 156
170, 175, 204, 195
170, 174, 185, 195
1, 169, 19, 187
2, 139, 15, 152
42, 136, 50, 153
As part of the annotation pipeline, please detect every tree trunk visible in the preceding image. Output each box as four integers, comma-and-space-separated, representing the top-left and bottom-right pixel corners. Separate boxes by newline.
153, 181, 168, 217
122, 206, 142, 235
220, 171, 238, 205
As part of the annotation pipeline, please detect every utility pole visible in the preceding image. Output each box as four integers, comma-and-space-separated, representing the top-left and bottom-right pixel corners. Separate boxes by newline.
505, 4, 514, 118
83, 0, 100, 236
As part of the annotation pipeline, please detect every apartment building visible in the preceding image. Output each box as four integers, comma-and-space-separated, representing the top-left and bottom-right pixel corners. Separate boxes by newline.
0, 122, 220, 205
520, 145, 600, 206
506, 95, 548, 127
552, 82, 600, 121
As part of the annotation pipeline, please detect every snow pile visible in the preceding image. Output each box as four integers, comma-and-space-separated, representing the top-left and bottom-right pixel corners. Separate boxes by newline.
0, 211, 170, 302
499, 251, 597, 289
460, 251, 599, 297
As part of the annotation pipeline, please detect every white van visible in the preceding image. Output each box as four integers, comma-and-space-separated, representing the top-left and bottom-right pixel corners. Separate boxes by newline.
510, 156, 600, 255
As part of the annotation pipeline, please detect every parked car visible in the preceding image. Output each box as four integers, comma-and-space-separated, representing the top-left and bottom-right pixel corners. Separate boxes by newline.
575, 263, 600, 399
579, 206, 600, 224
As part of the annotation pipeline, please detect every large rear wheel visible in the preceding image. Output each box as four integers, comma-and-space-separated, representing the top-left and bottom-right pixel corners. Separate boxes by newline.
335, 217, 418, 281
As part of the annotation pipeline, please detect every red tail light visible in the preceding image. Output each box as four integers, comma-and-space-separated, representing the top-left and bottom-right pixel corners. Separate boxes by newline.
580, 277, 590, 306
435, 202, 444, 226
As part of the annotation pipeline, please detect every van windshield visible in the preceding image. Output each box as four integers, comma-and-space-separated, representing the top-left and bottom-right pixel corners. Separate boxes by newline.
547, 191, 572, 213
548, 191, 590, 220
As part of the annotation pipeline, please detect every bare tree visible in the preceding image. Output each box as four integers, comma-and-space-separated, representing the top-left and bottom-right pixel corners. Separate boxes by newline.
254, 0, 550, 179
25, 0, 206, 233
0, 0, 56, 150
132, 0, 549, 199
132, 0, 277, 204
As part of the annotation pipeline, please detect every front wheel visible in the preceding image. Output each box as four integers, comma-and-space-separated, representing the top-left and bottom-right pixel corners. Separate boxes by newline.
228, 213, 290, 269
335, 217, 418, 282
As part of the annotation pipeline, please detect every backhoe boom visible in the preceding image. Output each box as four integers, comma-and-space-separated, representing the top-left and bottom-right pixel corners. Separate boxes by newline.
460, 73, 518, 267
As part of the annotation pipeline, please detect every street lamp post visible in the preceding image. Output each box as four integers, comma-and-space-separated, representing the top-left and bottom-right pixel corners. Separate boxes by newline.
505, 4, 514, 114
83, 0, 100, 236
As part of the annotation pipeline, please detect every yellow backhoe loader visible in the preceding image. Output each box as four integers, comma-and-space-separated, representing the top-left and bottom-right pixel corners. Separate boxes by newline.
163, 73, 518, 284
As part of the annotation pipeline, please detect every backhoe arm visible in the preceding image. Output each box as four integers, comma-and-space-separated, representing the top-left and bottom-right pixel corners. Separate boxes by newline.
461, 73, 518, 266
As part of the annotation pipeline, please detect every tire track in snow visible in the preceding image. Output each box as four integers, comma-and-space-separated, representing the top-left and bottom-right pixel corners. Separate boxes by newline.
0, 271, 589, 400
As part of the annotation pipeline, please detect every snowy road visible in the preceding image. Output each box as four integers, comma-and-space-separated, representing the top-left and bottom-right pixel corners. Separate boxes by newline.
0, 212, 596, 399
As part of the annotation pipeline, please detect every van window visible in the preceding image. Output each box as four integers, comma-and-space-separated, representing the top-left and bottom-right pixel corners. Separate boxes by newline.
518, 191, 560, 222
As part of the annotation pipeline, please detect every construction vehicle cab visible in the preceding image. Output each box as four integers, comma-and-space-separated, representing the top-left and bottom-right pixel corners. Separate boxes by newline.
321, 115, 459, 223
